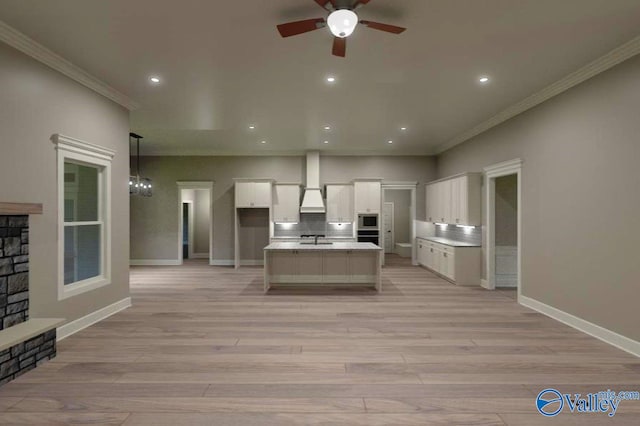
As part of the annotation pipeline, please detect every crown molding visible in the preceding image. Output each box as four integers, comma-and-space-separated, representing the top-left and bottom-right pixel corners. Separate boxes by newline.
436, 35, 640, 154
0, 20, 139, 111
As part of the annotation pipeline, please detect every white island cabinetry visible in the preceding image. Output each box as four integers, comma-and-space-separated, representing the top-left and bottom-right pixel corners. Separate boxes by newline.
264, 242, 382, 292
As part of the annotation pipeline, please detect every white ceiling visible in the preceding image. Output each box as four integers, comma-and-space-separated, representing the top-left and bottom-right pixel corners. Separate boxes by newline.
1, 0, 640, 155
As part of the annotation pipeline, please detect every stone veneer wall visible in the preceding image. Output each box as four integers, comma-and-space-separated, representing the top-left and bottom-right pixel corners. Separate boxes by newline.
0, 216, 30, 330
0, 329, 56, 386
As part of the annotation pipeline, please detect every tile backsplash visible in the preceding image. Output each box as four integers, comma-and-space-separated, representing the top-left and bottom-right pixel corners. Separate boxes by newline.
435, 224, 482, 245
274, 214, 353, 238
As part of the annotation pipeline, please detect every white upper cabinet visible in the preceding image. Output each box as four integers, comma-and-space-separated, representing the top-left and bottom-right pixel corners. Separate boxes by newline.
235, 180, 273, 208
426, 184, 437, 223
273, 184, 301, 223
326, 184, 353, 223
354, 181, 381, 214
425, 173, 481, 226
438, 178, 453, 224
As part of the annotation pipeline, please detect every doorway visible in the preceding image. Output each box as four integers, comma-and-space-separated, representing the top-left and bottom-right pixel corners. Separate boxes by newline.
182, 202, 192, 259
382, 183, 417, 264
382, 202, 394, 254
483, 159, 522, 300
177, 182, 214, 265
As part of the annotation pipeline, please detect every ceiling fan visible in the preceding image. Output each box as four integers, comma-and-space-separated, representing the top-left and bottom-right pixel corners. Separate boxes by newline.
277, 0, 406, 57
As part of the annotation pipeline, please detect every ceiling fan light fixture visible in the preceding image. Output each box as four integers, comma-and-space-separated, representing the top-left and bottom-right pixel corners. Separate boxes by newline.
327, 9, 358, 38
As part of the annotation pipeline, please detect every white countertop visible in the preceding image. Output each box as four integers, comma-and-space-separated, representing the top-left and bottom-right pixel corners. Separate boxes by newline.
265, 242, 381, 251
417, 236, 481, 248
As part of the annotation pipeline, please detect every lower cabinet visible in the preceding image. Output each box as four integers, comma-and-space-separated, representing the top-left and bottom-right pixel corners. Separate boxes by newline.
416, 238, 480, 286
268, 250, 379, 285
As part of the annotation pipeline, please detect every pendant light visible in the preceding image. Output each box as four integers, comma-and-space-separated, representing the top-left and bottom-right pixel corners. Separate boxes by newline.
129, 132, 153, 197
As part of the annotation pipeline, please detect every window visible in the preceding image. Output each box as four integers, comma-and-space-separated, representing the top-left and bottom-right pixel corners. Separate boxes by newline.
53, 134, 114, 299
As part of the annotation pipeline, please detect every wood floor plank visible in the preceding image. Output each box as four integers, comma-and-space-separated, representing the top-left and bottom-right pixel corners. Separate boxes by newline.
1, 256, 638, 425
0, 412, 129, 426
121, 412, 505, 426
9, 397, 366, 414
0, 397, 23, 411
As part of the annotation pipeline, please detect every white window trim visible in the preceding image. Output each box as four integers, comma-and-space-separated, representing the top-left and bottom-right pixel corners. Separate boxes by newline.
52, 134, 115, 300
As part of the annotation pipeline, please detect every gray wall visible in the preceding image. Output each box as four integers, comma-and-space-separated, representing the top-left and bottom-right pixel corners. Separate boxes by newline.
130, 155, 436, 261
0, 42, 130, 323
194, 189, 210, 254
437, 54, 640, 341
495, 175, 518, 247
384, 189, 411, 245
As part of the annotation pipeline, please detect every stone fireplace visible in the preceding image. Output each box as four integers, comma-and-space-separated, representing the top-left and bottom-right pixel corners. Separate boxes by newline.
0, 203, 64, 387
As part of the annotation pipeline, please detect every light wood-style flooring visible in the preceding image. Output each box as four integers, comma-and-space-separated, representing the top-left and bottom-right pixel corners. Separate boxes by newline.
0, 255, 639, 425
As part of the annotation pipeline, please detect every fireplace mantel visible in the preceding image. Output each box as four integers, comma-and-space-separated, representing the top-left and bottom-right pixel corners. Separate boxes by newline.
0, 202, 43, 215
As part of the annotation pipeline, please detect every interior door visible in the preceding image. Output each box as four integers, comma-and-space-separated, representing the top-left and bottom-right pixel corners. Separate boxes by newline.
383, 202, 394, 254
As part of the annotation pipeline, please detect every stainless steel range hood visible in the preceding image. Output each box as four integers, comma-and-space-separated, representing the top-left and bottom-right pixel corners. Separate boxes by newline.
300, 151, 326, 214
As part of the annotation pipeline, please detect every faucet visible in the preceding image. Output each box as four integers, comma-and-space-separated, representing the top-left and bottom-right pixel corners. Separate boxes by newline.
301, 234, 325, 245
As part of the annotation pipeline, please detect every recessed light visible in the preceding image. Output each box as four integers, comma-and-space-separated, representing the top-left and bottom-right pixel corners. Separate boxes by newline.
479, 76, 490, 84
324, 126, 331, 131
388, 140, 394, 144
260, 140, 267, 144
150, 76, 161, 84
323, 140, 329, 144
327, 76, 336, 83
249, 125, 256, 130
400, 127, 408, 131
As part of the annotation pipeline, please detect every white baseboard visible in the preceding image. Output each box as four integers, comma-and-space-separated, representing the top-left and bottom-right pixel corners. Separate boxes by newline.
130, 259, 181, 266
480, 279, 490, 289
191, 253, 209, 259
519, 295, 640, 358
57, 297, 131, 341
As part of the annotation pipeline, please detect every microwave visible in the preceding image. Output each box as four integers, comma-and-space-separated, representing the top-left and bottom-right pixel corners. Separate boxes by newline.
358, 214, 379, 230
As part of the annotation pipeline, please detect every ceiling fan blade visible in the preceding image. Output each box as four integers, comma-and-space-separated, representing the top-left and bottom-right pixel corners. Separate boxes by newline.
332, 37, 346, 57
360, 20, 406, 34
314, 0, 336, 11
352, 0, 372, 9
277, 18, 326, 38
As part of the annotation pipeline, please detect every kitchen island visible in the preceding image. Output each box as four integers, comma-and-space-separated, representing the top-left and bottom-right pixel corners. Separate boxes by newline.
264, 242, 383, 293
